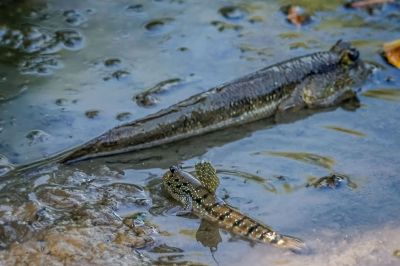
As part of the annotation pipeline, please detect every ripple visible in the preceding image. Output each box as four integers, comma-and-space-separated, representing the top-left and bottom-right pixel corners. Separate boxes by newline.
19, 55, 62, 75
55, 98, 69, 106
104, 58, 121, 67
63, 9, 87, 26
55, 29, 84, 50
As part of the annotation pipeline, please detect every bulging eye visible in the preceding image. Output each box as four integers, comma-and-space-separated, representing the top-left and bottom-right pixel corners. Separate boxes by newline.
348, 48, 359, 61
169, 165, 179, 173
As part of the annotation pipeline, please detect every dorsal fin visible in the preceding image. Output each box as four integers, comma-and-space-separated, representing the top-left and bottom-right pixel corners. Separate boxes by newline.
195, 161, 220, 193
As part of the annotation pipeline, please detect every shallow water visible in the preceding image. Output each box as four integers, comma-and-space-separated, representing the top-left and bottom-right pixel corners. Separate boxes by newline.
1, 0, 400, 265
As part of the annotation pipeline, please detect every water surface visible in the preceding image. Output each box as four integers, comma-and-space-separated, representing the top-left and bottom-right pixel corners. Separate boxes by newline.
0, 0, 399, 265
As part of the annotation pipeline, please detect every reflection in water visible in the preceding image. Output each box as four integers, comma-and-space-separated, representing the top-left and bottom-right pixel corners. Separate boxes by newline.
257, 151, 335, 170
8, 103, 351, 178
362, 88, 400, 101
324, 125, 366, 137
195, 220, 222, 250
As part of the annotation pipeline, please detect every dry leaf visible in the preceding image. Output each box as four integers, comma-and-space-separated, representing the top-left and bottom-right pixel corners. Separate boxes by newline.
383, 39, 400, 68
281, 5, 311, 26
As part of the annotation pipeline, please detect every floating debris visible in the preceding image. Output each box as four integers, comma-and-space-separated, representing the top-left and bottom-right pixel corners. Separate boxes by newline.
210, 21, 243, 32
179, 229, 197, 239
383, 39, 400, 68
85, 110, 99, 119
248, 16, 264, 23
344, 0, 394, 9
362, 88, 400, 101
281, 5, 312, 26
134, 78, 181, 107
55, 29, 84, 50
111, 70, 130, 80
259, 151, 335, 169
219, 6, 247, 20
116, 112, 132, 121
216, 168, 277, 193
55, 98, 69, 106
177, 47, 188, 52
19, 55, 62, 75
289, 41, 309, 50
306, 173, 357, 189
324, 125, 366, 137
144, 18, 174, 31
394, 249, 400, 258
25, 129, 50, 145
216, 169, 264, 183
279, 32, 303, 39
150, 244, 184, 253
126, 4, 144, 13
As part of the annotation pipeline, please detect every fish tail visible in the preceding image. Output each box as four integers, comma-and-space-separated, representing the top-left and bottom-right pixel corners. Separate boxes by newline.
274, 234, 309, 254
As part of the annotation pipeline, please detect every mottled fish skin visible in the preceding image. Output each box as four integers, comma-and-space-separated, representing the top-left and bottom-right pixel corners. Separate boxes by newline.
61, 40, 368, 163
163, 165, 306, 252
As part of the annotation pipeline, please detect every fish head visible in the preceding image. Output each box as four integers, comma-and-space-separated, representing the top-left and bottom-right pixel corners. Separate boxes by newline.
333, 40, 371, 83
162, 165, 202, 204
302, 43, 370, 108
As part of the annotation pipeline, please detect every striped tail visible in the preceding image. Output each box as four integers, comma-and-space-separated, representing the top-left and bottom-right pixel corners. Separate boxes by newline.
213, 204, 308, 253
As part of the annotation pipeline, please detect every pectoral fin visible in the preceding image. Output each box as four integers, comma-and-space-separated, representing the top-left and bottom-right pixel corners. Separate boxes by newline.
195, 161, 220, 193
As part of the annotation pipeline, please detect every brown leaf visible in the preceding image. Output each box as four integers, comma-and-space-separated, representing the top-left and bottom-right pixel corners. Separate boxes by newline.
281, 5, 311, 26
286, 6, 310, 26
383, 39, 400, 68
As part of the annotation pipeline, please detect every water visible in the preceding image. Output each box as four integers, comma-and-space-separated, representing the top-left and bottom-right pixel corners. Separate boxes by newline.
1, 0, 400, 265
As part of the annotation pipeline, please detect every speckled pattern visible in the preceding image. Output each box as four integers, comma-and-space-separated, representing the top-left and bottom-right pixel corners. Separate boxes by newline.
163, 162, 306, 252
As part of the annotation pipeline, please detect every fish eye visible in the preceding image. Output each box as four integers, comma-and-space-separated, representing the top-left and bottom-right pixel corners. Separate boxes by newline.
348, 48, 359, 61
169, 165, 179, 173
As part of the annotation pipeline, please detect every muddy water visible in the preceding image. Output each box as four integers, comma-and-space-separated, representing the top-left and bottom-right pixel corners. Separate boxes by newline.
1, 0, 400, 265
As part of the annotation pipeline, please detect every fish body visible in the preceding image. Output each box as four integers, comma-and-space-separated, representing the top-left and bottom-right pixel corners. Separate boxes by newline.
163, 163, 306, 252
59, 40, 368, 163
